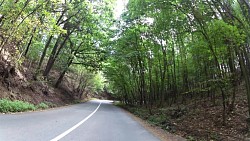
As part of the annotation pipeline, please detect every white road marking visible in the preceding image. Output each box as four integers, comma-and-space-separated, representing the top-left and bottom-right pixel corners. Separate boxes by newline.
50, 102, 102, 141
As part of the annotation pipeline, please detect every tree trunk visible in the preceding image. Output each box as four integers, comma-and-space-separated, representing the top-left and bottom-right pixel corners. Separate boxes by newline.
236, 48, 250, 120
55, 59, 73, 88
24, 27, 36, 56
237, 0, 250, 22
36, 9, 66, 72
43, 34, 69, 77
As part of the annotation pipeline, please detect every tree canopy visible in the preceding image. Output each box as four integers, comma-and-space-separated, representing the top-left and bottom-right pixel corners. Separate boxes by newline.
103, 0, 250, 125
1, 0, 250, 128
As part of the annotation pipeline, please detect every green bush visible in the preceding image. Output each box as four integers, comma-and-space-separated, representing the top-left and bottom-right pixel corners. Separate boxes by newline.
36, 102, 49, 109
0, 99, 36, 113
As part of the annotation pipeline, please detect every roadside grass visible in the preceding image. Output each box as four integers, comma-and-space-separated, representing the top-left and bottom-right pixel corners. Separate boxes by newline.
0, 99, 51, 113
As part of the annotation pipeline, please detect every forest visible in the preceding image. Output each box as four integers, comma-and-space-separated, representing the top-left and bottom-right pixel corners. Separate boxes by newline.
0, 0, 250, 140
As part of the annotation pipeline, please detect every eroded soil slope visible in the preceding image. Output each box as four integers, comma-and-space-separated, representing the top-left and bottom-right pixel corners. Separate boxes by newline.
0, 53, 75, 106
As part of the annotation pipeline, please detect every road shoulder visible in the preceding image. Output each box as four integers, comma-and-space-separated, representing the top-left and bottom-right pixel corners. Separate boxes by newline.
119, 107, 186, 141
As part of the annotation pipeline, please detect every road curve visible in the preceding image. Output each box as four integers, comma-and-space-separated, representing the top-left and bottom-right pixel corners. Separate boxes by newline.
0, 100, 160, 141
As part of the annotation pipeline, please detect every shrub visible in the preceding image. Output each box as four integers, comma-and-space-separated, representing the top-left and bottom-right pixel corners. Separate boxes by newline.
0, 99, 36, 113
36, 102, 49, 109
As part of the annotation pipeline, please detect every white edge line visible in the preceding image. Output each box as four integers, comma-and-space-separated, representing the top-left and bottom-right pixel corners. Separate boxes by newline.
50, 102, 102, 141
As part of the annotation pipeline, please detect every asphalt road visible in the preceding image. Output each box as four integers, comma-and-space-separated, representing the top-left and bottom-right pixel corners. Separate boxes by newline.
0, 100, 160, 141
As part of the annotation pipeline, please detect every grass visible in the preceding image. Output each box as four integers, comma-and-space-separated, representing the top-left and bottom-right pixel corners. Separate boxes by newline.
36, 102, 49, 109
0, 99, 50, 113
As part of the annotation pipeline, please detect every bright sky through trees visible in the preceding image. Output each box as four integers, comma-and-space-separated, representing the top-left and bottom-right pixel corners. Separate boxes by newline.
114, 0, 128, 19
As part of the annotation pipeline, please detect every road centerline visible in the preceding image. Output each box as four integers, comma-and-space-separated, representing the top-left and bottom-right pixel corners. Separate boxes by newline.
50, 102, 102, 141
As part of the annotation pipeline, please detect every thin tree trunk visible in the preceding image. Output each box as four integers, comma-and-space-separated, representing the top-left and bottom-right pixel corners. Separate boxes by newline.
43, 34, 70, 77
36, 10, 66, 72
24, 27, 36, 56
37, 36, 53, 71
55, 41, 83, 87
55, 58, 73, 88
236, 47, 250, 119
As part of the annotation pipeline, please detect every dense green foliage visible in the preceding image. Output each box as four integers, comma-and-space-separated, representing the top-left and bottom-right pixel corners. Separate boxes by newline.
0, 99, 51, 112
1, 0, 250, 128
103, 0, 250, 125
0, 99, 36, 112
0, 0, 116, 114
0, 0, 114, 89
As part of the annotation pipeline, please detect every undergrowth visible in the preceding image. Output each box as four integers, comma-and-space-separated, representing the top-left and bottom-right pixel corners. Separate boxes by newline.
36, 102, 49, 109
116, 102, 181, 134
0, 99, 50, 113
